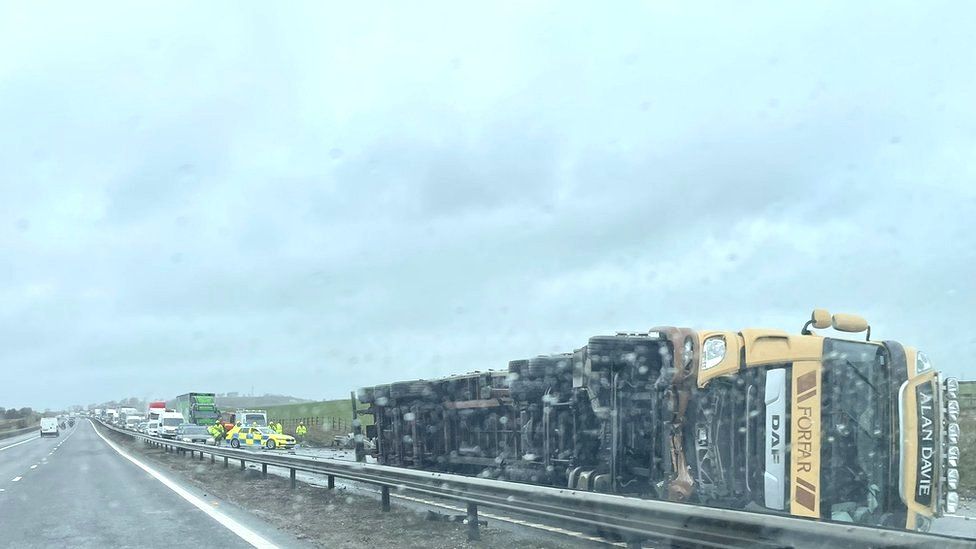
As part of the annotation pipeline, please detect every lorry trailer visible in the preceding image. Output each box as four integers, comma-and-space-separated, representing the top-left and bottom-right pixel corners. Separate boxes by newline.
171, 393, 220, 426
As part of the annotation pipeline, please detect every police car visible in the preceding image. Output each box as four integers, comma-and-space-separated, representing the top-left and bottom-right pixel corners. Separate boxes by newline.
225, 425, 296, 449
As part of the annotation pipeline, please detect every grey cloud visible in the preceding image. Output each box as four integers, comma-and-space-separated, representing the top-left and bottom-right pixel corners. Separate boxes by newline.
1, 3, 975, 409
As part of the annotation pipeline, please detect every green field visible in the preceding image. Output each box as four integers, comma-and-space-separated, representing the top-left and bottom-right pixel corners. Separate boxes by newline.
262, 398, 373, 443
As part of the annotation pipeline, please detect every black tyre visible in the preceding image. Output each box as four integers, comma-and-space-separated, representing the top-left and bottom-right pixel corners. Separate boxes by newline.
373, 384, 391, 404
358, 386, 375, 403
508, 359, 529, 376
525, 354, 572, 379
265, 439, 276, 449
389, 380, 431, 399
230, 439, 240, 448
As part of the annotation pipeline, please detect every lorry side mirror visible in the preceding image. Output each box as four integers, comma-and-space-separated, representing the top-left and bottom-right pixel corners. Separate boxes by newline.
811, 308, 831, 329
802, 308, 832, 334
831, 313, 871, 340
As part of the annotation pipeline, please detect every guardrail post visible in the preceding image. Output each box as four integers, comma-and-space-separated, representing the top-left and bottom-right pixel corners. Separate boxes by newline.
290, 468, 296, 489
381, 486, 390, 512
327, 475, 334, 490
199, 450, 203, 461
240, 459, 245, 471
211, 452, 215, 464
262, 464, 267, 477
466, 503, 480, 541
224, 456, 228, 468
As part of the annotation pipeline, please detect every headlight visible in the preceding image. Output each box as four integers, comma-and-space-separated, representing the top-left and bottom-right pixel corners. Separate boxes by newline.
948, 422, 960, 445
915, 514, 932, 532
947, 491, 959, 514
946, 377, 959, 400
948, 445, 960, 468
915, 352, 932, 374
947, 468, 959, 491
182, 437, 192, 442
947, 400, 960, 423
701, 337, 726, 370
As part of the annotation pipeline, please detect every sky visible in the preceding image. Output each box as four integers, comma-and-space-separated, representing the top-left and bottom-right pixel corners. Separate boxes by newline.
1, 2, 974, 409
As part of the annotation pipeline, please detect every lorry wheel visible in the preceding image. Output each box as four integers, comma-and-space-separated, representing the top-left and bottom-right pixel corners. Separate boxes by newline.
265, 439, 276, 449
231, 439, 240, 448
390, 380, 431, 399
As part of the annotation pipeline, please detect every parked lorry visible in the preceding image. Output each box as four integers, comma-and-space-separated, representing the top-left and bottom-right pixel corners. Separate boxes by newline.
219, 409, 268, 430
147, 401, 166, 423
171, 393, 220, 426
359, 310, 960, 533
118, 408, 139, 428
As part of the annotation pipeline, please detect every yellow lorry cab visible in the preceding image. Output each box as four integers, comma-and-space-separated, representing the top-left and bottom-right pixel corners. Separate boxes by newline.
690, 309, 958, 531
225, 425, 296, 450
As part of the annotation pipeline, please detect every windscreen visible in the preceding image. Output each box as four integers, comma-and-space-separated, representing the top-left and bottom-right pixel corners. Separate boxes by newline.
821, 339, 891, 523
162, 418, 182, 427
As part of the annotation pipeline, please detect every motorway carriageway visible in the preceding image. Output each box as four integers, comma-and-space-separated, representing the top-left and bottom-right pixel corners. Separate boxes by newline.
0, 420, 306, 549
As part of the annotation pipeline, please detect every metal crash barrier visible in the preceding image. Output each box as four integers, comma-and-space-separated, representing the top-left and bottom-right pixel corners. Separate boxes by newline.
93, 420, 974, 549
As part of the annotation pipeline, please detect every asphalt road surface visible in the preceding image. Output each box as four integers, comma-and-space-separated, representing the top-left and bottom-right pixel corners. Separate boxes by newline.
0, 420, 300, 548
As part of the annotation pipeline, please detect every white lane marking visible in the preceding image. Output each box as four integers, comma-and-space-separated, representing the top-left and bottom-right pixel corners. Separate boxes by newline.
90, 422, 279, 549
11, 477, 22, 482
29, 465, 37, 469
0, 436, 40, 452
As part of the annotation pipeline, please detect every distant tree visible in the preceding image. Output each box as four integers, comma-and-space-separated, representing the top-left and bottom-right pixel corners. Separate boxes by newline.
2, 407, 33, 419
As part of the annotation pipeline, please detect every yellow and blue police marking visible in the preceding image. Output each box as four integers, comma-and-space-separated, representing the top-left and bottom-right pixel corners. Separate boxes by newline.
225, 429, 293, 448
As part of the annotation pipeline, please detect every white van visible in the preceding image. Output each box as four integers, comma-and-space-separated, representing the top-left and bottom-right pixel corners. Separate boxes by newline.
40, 418, 59, 437
147, 420, 159, 436
158, 411, 184, 438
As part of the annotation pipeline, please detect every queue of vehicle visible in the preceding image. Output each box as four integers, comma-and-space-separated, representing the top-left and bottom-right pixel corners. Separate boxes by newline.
90, 396, 294, 450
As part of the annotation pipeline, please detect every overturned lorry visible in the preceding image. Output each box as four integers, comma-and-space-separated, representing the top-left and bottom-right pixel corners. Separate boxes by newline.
358, 310, 961, 531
